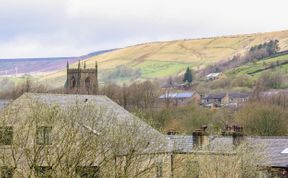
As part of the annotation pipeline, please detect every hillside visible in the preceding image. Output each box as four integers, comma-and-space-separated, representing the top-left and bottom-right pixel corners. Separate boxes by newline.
0, 49, 114, 76
40, 30, 288, 87
225, 53, 288, 78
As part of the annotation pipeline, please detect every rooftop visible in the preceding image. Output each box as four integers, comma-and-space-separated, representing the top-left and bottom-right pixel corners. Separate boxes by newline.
159, 92, 195, 99
168, 135, 288, 168
18, 93, 170, 154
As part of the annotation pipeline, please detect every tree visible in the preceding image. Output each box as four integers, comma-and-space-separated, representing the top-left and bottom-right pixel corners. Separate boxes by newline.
235, 102, 288, 136
183, 67, 193, 83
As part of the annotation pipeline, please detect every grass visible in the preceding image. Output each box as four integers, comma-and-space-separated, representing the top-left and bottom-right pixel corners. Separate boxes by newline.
225, 54, 288, 78
38, 30, 288, 87
134, 60, 192, 78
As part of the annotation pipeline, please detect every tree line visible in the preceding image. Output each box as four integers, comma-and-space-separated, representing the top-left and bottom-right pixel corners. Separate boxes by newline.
201, 40, 280, 75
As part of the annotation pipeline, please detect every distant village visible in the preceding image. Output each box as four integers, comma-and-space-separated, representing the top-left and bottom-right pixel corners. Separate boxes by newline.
0, 61, 287, 178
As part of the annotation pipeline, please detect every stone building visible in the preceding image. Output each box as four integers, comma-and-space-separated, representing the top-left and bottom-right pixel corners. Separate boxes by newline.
0, 93, 287, 177
65, 61, 98, 95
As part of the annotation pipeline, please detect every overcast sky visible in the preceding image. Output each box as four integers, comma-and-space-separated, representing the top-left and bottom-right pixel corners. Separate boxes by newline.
0, 0, 288, 58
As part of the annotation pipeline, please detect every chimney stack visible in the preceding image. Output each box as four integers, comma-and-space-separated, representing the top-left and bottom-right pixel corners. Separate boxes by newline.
192, 125, 209, 148
222, 125, 244, 146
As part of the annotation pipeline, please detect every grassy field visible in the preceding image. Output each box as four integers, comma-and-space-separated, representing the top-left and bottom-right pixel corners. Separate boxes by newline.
225, 54, 288, 78
39, 30, 288, 88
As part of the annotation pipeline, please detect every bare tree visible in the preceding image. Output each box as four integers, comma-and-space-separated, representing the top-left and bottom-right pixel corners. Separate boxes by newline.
0, 96, 167, 177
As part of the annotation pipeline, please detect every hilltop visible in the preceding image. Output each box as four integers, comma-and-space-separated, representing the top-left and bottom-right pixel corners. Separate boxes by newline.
0, 49, 114, 77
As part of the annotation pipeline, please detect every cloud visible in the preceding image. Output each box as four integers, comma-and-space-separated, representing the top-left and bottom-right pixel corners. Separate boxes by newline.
0, 0, 288, 58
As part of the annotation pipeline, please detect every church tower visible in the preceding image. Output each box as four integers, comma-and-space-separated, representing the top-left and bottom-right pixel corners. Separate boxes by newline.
65, 61, 98, 95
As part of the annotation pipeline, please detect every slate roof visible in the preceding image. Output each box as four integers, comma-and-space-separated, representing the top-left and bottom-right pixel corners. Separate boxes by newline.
21, 93, 169, 154
203, 93, 250, 100
247, 137, 288, 168
159, 92, 195, 99
203, 93, 226, 99
168, 135, 193, 152
228, 93, 250, 99
0, 99, 11, 110
168, 135, 288, 168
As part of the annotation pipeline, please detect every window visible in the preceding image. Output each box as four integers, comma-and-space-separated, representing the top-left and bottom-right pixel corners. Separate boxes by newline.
71, 76, 76, 88
36, 127, 52, 145
0, 127, 13, 145
1, 166, 14, 178
35, 166, 52, 178
76, 166, 99, 178
85, 77, 91, 90
156, 161, 163, 178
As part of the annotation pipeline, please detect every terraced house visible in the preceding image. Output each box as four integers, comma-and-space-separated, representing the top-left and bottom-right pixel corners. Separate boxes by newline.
0, 93, 287, 177
201, 92, 249, 108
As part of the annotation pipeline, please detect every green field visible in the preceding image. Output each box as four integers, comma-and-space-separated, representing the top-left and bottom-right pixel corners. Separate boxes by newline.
135, 60, 192, 78
225, 54, 288, 78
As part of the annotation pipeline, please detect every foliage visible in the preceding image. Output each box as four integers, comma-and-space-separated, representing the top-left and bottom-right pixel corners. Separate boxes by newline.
248, 40, 279, 60
0, 78, 48, 99
235, 102, 288, 136
100, 80, 160, 110
103, 65, 142, 81
137, 104, 228, 134
183, 67, 193, 83
258, 71, 284, 89
203, 40, 281, 77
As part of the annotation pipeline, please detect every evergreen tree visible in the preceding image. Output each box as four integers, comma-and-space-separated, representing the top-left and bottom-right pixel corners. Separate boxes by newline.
183, 67, 193, 83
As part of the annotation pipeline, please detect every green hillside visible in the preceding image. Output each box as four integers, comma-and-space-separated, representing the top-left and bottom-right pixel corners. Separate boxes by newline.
40, 30, 288, 88
225, 54, 288, 78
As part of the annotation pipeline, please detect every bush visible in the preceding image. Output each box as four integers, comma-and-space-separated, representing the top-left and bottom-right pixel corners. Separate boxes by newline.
235, 103, 287, 136
258, 71, 284, 89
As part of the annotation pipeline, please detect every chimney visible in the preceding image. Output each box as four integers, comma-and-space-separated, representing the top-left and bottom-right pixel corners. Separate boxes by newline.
192, 125, 209, 148
222, 125, 244, 146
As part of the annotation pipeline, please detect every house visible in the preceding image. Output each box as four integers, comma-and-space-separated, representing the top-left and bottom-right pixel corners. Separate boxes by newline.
205, 72, 222, 80
201, 93, 250, 108
168, 126, 288, 177
0, 93, 169, 178
0, 93, 286, 177
227, 93, 250, 107
201, 93, 228, 107
158, 91, 201, 107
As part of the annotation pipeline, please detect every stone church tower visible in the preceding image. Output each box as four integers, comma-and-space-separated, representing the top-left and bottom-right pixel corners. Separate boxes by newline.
65, 61, 98, 95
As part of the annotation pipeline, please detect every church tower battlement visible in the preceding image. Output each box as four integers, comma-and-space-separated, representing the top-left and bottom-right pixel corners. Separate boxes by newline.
65, 61, 98, 95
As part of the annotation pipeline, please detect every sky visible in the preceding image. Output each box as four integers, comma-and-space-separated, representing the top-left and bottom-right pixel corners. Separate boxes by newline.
0, 0, 288, 58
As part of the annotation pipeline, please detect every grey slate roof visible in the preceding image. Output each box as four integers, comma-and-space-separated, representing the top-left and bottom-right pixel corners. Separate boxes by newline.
168, 135, 193, 152
203, 93, 226, 99
22, 93, 170, 154
0, 99, 11, 110
203, 93, 249, 100
159, 92, 195, 99
228, 93, 250, 99
248, 137, 288, 168
168, 135, 288, 168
